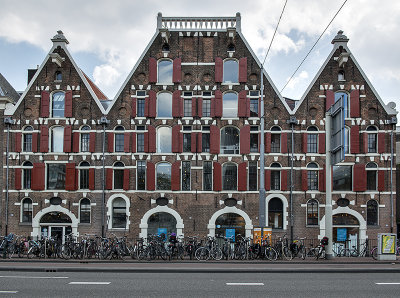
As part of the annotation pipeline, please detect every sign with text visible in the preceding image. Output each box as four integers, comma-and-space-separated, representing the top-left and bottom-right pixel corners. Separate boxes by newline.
380, 234, 396, 254
337, 228, 347, 242
225, 229, 236, 242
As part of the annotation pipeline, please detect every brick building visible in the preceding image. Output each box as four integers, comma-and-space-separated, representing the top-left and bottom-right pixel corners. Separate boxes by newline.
1, 14, 397, 247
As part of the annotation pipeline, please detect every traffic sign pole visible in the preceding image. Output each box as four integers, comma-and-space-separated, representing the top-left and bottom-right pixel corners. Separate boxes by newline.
325, 112, 333, 259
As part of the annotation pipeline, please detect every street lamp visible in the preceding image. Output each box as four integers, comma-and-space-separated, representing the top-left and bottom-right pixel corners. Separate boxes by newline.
100, 116, 110, 237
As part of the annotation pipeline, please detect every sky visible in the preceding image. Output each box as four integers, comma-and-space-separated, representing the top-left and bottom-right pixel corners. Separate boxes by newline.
0, 0, 399, 111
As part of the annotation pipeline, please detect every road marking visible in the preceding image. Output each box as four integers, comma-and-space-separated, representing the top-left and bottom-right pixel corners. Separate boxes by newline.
0, 291, 18, 294
69, 282, 111, 285
0, 276, 68, 279
226, 283, 264, 286
376, 283, 400, 285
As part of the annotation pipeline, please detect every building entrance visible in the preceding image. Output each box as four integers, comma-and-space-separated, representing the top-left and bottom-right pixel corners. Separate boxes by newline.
332, 213, 359, 252
215, 213, 245, 242
39, 211, 72, 243
147, 212, 177, 237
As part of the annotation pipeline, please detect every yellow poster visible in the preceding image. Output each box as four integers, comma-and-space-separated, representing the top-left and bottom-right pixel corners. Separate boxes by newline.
381, 235, 396, 254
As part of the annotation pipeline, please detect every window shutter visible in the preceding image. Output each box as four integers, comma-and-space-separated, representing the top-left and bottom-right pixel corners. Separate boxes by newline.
63, 126, 72, 153
171, 161, 181, 191
281, 133, 288, 154
146, 162, 155, 190
197, 97, 203, 117
215, 57, 223, 83
191, 132, 197, 153
319, 133, 325, 154
40, 91, 50, 118
89, 168, 95, 190
172, 90, 182, 118
302, 133, 307, 153
131, 132, 136, 153
363, 133, 368, 154
15, 132, 22, 152
238, 162, 247, 191
213, 162, 221, 191
378, 170, 385, 192
65, 90, 73, 117
350, 126, 360, 154
353, 164, 366, 191
246, 97, 250, 117
214, 90, 222, 117
40, 126, 49, 153
173, 58, 182, 83
124, 132, 130, 153
350, 89, 360, 118
148, 90, 156, 117
172, 125, 182, 153
73, 132, 79, 153
131, 97, 136, 117
32, 133, 38, 153
106, 168, 113, 190
65, 163, 76, 191
239, 57, 247, 83
378, 132, 386, 153
281, 169, 288, 191
107, 132, 114, 153
15, 168, 21, 190
301, 170, 308, 191
238, 90, 247, 117
240, 125, 250, 154
89, 132, 96, 153
192, 98, 197, 117
326, 90, 334, 111
31, 163, 45, 190
197, 132, 202, 153
123, 169, 130, 190
265, 169, 271, 191
148, 57, 157, 83
210, 125, 220, 154
319, 165, 326, 192
265, 132, 271, 153
147, 125, 156, 153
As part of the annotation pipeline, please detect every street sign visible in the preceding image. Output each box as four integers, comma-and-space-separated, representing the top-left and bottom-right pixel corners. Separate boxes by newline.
330, 96, 345, 165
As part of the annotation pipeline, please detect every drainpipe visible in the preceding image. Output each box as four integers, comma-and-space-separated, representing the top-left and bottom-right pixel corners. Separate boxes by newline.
100, 116, 110, 237
390, 124, 394, 233
4, 117, 15, 235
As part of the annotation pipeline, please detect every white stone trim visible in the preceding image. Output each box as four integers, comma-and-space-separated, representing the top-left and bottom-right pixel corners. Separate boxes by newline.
139, 206, 184, 238
207, 206, 253, 238
106, 194, 131, 230
265, 194, 289, 230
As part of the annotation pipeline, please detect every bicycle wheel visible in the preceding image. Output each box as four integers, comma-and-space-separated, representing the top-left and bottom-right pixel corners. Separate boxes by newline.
283, 246, 293, 260
27, 246, 38, 259
195, 247, 210, 261
371, 247, 378, 260
299, 246, 306, 260
210, 247, 223, 260
265, 247, 277, 261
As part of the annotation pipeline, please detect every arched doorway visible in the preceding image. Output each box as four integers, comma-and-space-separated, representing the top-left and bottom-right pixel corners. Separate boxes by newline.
333, 213, 359, 250
40, 211, 72, 242
208, 206, 253, 238
215, 213, 245, 241
147, 212, 177, 238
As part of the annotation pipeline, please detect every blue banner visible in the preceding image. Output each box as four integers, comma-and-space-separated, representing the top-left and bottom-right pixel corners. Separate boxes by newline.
337, 228, 347, 242
225, 229, 236, 242
158, 228, 168, 241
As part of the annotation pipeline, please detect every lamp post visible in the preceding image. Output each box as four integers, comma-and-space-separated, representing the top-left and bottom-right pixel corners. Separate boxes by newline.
259, 65, 266, 229
100, 116, 110, 237
4, 117, 15, 236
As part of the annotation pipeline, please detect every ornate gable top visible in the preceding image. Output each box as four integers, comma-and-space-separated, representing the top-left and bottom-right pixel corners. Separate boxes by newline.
51, 30, 69, 44
331, 30, 349, 44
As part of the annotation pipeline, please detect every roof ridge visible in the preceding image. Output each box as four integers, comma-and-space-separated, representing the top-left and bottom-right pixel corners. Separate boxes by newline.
81, 71, 109, 101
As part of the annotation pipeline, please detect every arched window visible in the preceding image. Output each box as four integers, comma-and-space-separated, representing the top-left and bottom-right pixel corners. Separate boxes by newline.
335, 92, 349, 118
79, 161, 90, 189
158, 60, 173, 84
112, 198, 127, 229
55, 71, 62, 81
222, 163, 237, 191
80, 125, 90, 152
23, 126, 33, 152
162, 43, 170, 52
157, 92, 172, 118
113, 162, 124, 190
268, 198, 283, 229
222, 92, 238, 118
338, 70, 345, 81
22, 161, 33, 189
366, 162, 377, 190
114, 126, 125, 152
80, 198, 91, 224
223, 59, 238, 83
157, 126, 172, 153
50, 126, 64, 152
306, 199, 319, 226
21, 198, 32, 223
156, 162, 171, 190
51, 91, 65, 118
367, 200, 378, 226
227, 44, 235, 52
221, 126, 239, 154
271, 163, 281, 190
366, 126, 378, 153
307, 126, 318, 153
271, 126, 281, 153
307, 163, 318, 190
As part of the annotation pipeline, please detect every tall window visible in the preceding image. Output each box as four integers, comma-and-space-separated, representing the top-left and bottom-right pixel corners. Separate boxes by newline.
271, 163, 281, 190
268, 198, 283, 229
367, 200, 378, 225
248, 161, 257, 191
222, 163, 237, 190
112, 198, 127, 229
366, 126, 377, 153
157, 163, 171, 190
113, 162, 124, 189
23, 126, 33, 152
366, 162, 377, 191
114, 126, 125, 152
307, 126, 318, 153
335, 92, 349, 118
222, 92, 238, 118
306, 199, 318, 226
307, 163, 318, 190
333, 165, 352, 191
203, 161, 212, 191
250, 126, 259, 153
183, 92, 192, 117
79, 161, 90, 189
51, 91, 65, 118
47, 164, 66, 190
21, 198, 32, 223
158, 60, 173, 84
51, 126, 64, 152
22, 161, 33, 189
221, 126, 239, 154
202, 126, 210, 152
80, 198, 91, 224
80, 125, 90, 152
202, 91, 211, 117
249, 91, 259, 117
271, 126, 281, 153
136, 91, 146, 117
182, 161, 191, 191
136, 126, 145, 152
137, 161, 146, 190
157, 92, 172, 118
157, 126, 172, 153
223, 59, 238, 83
183, 126, 191, 152
338, 70, 345, 81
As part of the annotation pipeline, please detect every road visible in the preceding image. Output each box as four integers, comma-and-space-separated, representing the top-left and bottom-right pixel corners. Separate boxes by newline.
0, 271, 400, 297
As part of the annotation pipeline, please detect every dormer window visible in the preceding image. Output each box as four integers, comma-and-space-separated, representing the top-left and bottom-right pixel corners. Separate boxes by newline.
338, 70, 345, 81
55, 71, 62, 81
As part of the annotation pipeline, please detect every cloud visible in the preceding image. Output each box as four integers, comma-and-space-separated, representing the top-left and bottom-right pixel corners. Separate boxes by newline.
285, 70, 309, 90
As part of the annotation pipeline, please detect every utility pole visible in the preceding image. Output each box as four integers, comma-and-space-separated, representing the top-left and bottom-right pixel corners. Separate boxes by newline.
100, 116, 109, 237
4, 117, 15, 236
259, 65, 266, 229
325, 112, 333, 259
